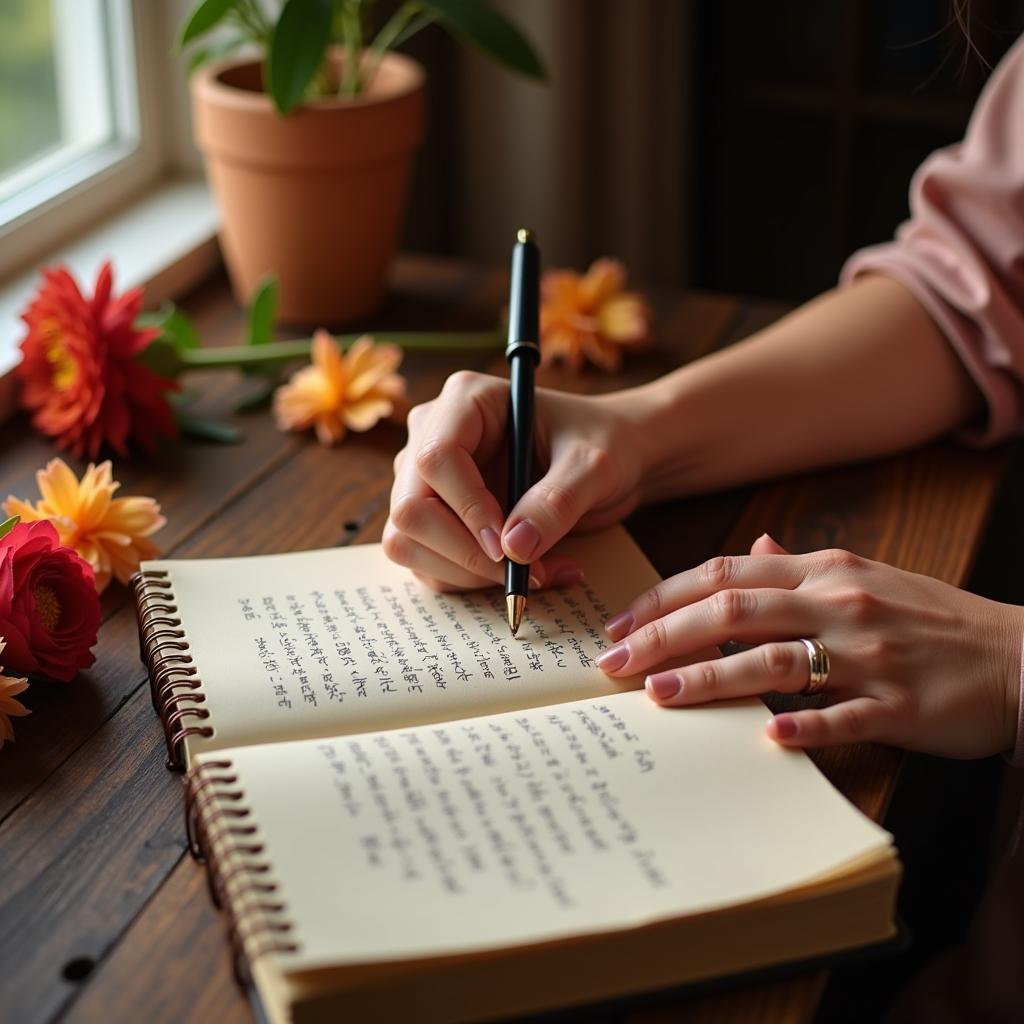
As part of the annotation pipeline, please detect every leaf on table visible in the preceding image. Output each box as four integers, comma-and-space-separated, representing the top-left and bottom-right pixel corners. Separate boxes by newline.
248, 276, 279, 346
232, 376, 279, 413
138, 304, 201, 352
174, 410, 245, 444
0, 515, 19, 541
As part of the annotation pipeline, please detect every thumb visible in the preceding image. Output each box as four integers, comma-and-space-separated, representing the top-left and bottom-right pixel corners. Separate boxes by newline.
750, 532, 790, 556
502, 447, 611, 563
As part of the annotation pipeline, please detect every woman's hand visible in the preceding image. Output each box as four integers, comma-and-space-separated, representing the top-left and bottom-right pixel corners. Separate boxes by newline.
385, 371, 659, 592
598, 534, 1023, 758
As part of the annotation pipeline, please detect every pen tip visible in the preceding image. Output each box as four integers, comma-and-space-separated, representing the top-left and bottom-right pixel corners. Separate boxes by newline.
507, 594, 526, 636
516, 227, 535, 245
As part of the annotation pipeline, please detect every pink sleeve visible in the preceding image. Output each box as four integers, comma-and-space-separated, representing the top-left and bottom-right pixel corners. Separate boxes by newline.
841, 35, 1024, 446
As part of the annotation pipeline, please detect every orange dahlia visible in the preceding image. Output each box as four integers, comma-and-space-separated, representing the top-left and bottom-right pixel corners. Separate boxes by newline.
17, 261, 178, 458
273, 331, 405, 446
539, 258, 650, 372
4, 459, 165, 594
0, 640, 29, 750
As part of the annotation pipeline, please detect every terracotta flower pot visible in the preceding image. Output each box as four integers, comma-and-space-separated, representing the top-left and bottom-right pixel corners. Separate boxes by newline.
191, 51, 425, 326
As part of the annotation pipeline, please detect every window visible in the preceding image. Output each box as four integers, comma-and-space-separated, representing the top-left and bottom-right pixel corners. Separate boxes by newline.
0, 0, 173, 282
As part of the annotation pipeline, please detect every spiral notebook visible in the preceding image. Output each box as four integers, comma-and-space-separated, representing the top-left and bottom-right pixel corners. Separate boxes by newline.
132, 526, 900, 1024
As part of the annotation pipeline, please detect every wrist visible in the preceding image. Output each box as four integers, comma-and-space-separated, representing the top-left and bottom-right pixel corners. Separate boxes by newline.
598, 375, 698, 506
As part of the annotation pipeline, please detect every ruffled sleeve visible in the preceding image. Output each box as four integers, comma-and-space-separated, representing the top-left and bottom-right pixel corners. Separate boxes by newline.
841, 35, 1024, 445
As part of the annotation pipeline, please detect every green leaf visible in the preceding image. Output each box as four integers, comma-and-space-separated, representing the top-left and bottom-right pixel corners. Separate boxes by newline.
139, 304, 201, 352
268, 0, 335, 115
0, 515, 20, 541
247, 276, 279, 346
187, 34, 247, 74
175, 410, 245, 444
391, 10, 439, 49
425, 0, 546, 79
232, 376, 280, 413
136, 337, 187, 379
180, 0, 238, 47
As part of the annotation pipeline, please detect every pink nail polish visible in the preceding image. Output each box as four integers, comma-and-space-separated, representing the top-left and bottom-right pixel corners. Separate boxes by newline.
772, 715, 798, 740
504, 520, 540, 562
595, 643, 629, 673
551, 567, 584, 588
479, 527, 503, 562
646, 671, 681, 700
604, 610, 634, 641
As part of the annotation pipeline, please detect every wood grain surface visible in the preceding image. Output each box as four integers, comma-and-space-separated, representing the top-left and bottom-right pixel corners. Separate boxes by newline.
0, 256, 1012, 1024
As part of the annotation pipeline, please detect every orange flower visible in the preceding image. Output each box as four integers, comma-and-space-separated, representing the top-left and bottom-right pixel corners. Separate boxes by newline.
0, 640, 29, 749
17, 261, 178, 458
539, 258, 650, 372
273, 331, 405, 446
4, 459, 165, 594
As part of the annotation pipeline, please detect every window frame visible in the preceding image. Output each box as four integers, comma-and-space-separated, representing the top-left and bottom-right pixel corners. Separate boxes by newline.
0, 0, 182, 283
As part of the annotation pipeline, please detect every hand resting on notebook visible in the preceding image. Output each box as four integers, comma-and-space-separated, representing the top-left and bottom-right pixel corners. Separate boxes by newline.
596, 532, 1022, 760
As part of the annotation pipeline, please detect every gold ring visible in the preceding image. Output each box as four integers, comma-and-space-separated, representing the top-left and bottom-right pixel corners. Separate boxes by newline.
799, 638, 830, 695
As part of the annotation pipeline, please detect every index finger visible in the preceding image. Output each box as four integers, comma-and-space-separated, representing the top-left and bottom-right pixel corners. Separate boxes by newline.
409, 377, 507, 562
604, 554, 814, 642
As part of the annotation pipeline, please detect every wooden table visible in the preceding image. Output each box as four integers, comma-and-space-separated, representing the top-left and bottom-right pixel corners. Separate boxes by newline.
0, 255, 1012, 1024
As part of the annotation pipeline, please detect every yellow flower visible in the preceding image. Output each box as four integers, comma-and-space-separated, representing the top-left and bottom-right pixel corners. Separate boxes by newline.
540, 258, 650, 372
0, 640, 29, 750
4, 459, 165, 594
273, 331, 405, 446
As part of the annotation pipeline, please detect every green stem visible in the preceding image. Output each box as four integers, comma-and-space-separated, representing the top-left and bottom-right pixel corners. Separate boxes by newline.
340, 1, 363, 97
176, 331, 502, 370
365, 1, 421, 85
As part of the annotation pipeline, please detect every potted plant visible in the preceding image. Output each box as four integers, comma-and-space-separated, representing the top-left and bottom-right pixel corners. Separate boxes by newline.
182, 0, 545, 325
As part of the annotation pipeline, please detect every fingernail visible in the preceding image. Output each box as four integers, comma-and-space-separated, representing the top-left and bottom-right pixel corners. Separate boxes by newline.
504, 520, 541, 562
604, 610, 634, 642
646, 671, 681, 701
551, 567, 583, 588
772, 715, 798, 740
529, 573, 543, 589
595, 643, 629, 673
479, 527, 503, 562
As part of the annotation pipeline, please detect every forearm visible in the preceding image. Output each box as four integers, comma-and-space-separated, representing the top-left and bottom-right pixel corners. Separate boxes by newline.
613, 274, 984, 502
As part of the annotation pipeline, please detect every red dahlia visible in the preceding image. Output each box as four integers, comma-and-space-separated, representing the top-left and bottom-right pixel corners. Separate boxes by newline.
17, 261, 178, 458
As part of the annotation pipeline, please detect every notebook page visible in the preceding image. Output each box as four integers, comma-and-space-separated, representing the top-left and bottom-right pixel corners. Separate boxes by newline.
200, 689, 893, 971
143, 526, 661, 760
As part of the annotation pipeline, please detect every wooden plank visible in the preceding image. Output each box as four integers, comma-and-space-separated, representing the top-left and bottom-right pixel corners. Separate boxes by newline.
62, 856, 251, 1024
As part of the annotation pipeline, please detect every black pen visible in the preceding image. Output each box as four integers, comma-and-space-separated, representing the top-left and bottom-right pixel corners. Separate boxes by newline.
505, 228, 540, 636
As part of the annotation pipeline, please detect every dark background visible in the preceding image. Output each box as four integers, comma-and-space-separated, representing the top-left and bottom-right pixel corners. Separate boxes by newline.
402, 0, 1024, 303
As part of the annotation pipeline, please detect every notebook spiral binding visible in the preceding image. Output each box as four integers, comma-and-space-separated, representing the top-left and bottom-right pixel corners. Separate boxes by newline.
130, 569, 214, 772
185, 759, 300, 985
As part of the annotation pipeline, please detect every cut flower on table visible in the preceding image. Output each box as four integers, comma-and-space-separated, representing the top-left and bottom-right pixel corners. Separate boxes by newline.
273, 331, 406, 446
0, 518, 100, 682
540, 258, 650, 372
4, 459, 165, 594
0, 639, 29, 750
17, 262, 179, 458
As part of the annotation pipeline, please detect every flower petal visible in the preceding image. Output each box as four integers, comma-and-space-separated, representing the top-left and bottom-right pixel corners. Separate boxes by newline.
579, 259, 626, 310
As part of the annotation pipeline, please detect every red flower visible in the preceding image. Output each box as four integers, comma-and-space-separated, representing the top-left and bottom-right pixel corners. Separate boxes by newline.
17, 261, 178, 458
0, 520, 100, 682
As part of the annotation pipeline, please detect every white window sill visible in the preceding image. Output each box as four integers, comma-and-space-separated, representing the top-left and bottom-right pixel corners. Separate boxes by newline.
0, 176, 220, 424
